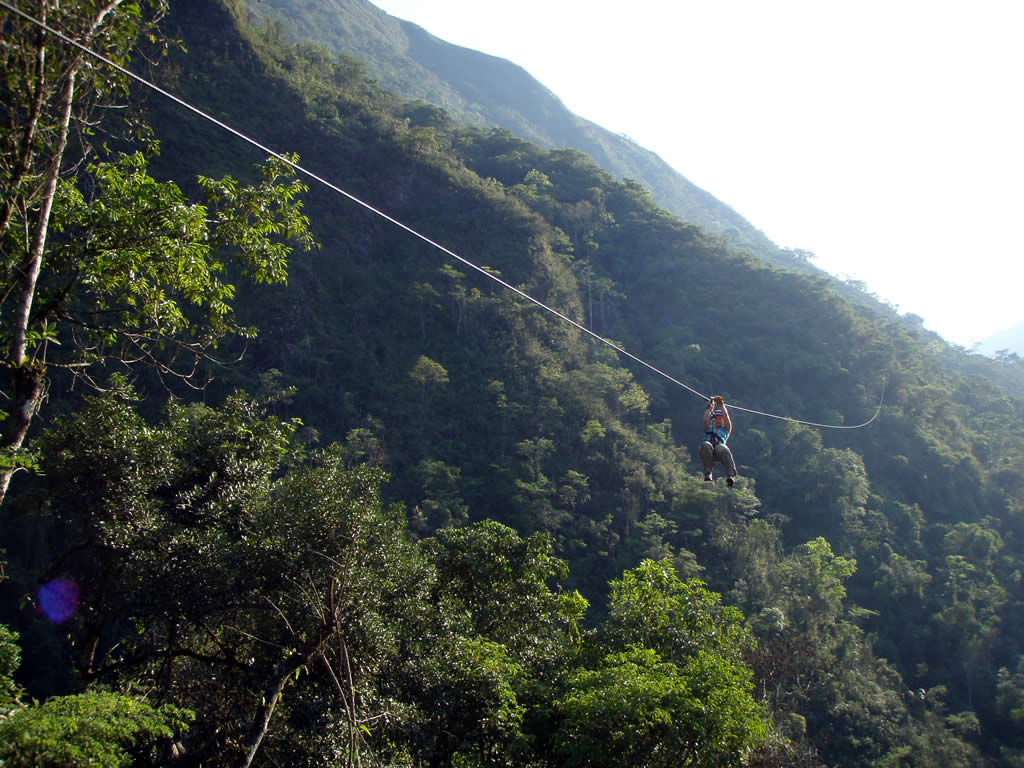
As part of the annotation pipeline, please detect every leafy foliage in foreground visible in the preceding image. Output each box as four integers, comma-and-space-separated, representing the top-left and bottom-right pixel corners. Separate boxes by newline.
0, 690, 190, 768
2, 386, 764, 767
557, 560, 766, 768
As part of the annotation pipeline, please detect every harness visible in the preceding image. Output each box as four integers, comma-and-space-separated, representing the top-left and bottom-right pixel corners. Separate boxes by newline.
706, 407, 727, 447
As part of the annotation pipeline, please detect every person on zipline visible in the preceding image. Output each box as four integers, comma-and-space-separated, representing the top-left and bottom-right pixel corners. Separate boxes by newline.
701, 395, 737, 486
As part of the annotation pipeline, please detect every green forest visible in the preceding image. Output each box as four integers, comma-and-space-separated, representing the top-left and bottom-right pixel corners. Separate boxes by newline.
2, 1, 1024, 766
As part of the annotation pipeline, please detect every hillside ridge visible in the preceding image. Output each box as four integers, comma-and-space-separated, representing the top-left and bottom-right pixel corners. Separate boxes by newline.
242, 0, 807, 265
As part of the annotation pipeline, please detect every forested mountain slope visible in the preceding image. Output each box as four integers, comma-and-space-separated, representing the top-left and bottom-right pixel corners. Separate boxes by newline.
240, 0, 1010, 376
240, 0, 794, 266
2, 1, 1024, 766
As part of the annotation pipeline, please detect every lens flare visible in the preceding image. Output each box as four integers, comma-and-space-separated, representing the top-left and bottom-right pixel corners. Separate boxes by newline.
39, 579, 79, 623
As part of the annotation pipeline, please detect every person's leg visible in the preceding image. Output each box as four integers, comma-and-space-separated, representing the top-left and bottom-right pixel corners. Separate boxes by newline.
699, 441, 715, 480
715, 444, 737, 482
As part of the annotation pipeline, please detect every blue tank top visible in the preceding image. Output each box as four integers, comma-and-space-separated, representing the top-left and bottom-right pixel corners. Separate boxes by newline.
706, 411, 729, 443
706, 425, 729, 443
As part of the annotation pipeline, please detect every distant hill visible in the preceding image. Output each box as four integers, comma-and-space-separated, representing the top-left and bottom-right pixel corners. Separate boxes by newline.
977, 321, 1024, 357
242, 0, 812, 269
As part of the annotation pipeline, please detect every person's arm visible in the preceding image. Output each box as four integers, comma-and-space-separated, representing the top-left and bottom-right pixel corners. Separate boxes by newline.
713, 395, 733, 433
703, 400, 712, 431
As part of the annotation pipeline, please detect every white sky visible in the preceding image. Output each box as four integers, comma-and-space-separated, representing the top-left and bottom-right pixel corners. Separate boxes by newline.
368, 0, 1024, 348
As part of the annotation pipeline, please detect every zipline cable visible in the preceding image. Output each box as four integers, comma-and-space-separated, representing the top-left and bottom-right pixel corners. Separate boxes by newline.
3, 0, 884, 430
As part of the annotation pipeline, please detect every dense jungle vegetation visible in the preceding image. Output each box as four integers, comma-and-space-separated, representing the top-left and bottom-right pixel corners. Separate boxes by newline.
2, 1, 1024, 766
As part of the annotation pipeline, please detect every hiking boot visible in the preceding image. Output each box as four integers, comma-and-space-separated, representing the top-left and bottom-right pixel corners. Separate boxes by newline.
726, 475, 735, 487
703, 471, 713, 482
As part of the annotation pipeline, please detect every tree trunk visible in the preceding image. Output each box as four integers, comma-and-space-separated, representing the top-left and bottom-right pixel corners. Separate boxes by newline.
0, 361, 46, 502
237, 629, 333, 768
0, 67, 74, 506
238, 667, 291, 768
1, 1, 135, 508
